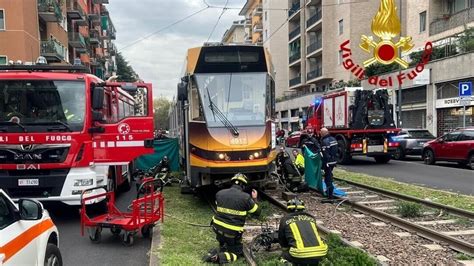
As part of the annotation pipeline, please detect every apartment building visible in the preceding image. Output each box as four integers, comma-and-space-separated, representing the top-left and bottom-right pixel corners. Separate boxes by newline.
238, 0, 289, 98
222, 20, 246, 44
279, 0, 377, 131
0, 0, 116, 79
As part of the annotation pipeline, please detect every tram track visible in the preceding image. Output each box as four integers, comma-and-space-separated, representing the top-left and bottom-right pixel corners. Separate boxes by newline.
330, 179, 474, 256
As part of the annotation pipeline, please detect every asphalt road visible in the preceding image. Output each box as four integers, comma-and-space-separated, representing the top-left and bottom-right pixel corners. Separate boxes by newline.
284, 146, 473, 196
339, 156, 474, 196
45, 182, 151, 266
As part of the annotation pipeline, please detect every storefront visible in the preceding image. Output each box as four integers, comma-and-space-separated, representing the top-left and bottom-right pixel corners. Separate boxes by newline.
436, 97, 474, 136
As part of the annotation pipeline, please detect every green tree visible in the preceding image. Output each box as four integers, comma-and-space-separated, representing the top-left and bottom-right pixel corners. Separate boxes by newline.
153, 97, 171, 130
116, 52, 139, 82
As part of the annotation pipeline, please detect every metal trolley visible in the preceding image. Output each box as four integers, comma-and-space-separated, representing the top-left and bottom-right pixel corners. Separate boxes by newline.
80, 180, 164, 246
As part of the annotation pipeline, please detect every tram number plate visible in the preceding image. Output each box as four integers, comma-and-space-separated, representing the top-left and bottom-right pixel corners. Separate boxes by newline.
18, 179, 39, 186
368, 145, 384, 153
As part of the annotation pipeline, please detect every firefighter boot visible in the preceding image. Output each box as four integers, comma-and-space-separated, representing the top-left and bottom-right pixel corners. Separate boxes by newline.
202, 248, 219, 263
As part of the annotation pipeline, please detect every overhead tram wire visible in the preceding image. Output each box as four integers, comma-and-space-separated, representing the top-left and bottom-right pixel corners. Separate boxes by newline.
118, 5, 211, 51
207, 0, 230, 42
206, 0, 369, 10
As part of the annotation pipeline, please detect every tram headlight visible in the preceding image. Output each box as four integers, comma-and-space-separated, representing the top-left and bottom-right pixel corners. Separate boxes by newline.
249, 154, 255, 160
218, 153, 225, 160
254, 152, 260, 158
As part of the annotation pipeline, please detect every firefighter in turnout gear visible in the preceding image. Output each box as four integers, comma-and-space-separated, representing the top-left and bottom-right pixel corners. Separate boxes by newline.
278, 198, 328, 265
320, 128, 338, 200
204, 173, 261, 264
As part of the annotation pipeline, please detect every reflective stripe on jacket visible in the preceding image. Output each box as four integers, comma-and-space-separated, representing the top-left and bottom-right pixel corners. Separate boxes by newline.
278, 212, 328, 259
213, 185, 260, 234
294, 154, 304, 169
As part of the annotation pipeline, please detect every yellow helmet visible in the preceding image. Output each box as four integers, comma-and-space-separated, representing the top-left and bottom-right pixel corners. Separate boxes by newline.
231, 173, 248, 185
287, 198, 305, 211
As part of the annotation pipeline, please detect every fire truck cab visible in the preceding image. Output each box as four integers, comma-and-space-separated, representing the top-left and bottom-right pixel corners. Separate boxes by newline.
0, 65, 154, 205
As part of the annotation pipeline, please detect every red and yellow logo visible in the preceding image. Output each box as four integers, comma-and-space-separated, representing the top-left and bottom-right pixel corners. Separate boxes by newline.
359, 0, 414, 68
340, 0, 432, 87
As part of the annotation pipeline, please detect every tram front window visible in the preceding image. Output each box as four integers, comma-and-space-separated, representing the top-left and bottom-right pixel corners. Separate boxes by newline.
196, 73, 267, 127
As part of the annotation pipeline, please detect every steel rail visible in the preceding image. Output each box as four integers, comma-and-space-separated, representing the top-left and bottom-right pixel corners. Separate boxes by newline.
334, 177, 474, 219
344, 199, 474, 255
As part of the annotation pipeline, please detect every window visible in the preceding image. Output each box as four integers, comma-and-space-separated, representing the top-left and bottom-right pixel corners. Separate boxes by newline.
338, 50, 343, 65
265, 29, 268, 40
0, 195, 16, 230
461, 131, 474, 140
419, 11, 427, 32
265, 11, 268, 21
338, 19, 343, 35
448, 0, 467, 13
443, 131, 461, 142
0, 56, 6, 65
281, 110, 289, 118
0, 10, 4, 30
290, 108, 299, 117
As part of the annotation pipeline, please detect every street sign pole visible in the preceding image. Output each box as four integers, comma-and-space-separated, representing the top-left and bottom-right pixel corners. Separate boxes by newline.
458, 82, 472, 129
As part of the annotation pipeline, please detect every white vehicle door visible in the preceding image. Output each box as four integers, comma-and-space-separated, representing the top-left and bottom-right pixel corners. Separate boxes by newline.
0, 192, 38, 266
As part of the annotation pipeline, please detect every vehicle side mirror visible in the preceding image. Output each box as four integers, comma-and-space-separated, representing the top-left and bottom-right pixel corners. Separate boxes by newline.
92, 87, 105, 110
18, 199, 43, 220
177, 82, 188, 101
92, 110, 104, 122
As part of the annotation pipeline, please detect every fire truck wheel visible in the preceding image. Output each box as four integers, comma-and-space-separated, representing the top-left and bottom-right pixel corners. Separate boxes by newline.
337, 139, 352, 164
44, 243, 63, 266
88, 227, 102, 243
123, 232, 134, 246
141, 225, 152, 238
111, 228, 122, 236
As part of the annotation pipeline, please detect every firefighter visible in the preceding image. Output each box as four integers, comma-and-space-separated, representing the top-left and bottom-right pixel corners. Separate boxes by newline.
204, 173, 261, 264
292, 149, 305, 175
278, 198, 328, 265
320, 128, 338, 200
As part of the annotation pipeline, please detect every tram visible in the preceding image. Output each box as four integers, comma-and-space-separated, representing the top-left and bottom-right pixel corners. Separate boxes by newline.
171, 44, 277, 188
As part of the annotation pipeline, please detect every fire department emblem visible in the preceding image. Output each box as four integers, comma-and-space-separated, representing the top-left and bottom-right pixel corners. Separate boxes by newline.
359, 0, 414, 68
118, 123, 130, 135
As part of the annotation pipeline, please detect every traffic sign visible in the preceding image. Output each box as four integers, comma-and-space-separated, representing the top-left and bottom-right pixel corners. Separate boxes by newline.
459, 82, 472, 97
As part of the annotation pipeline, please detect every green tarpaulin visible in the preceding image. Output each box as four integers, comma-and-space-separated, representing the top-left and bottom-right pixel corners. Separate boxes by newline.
303, 146, 324, 194
134, 138, 180, 172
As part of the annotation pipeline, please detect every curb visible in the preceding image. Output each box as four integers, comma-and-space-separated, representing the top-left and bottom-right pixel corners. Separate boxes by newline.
149, 224, 160, 266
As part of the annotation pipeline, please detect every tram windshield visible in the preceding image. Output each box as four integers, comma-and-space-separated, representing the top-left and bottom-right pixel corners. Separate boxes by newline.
195, 73, 267, 127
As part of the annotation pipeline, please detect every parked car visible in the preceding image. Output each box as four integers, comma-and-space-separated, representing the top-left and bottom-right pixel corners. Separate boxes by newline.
0, 189, 62, 266
422, 128, 474, 169
392, 129, 436, 160
285, 131, 302, 147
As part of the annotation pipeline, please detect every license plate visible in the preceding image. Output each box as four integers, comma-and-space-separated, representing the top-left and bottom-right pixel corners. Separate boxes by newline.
368, 145, 384, 152
18, 179, 39, 186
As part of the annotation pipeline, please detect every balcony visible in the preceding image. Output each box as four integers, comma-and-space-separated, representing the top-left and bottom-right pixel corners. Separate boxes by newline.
89, 30, 100, 45
38, 0, 62, 22
68, 32, 86, 48
93, 0, 109, 4
40, 39, 65, 62
66, 0, 87, 25
307, 39, 322, 55
289, 52, 301, 64
289, 26, 301, 40
252, 5, 263, 16
88, 12, 100, 22
253, 23, 263, 32
307, 68, 322, 81
288, 2, 301, 17
429, 8, 474, 36
306, 10, 322, 29
289, 76, 302, 87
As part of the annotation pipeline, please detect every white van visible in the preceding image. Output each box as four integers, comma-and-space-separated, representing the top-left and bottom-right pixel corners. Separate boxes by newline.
0, 189, 62, 266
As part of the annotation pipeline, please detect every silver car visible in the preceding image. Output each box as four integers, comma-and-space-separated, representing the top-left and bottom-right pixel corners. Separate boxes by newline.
393, 129, 435, 160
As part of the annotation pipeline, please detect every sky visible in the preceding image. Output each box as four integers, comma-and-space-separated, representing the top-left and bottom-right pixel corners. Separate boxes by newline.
108, 0, 247, 100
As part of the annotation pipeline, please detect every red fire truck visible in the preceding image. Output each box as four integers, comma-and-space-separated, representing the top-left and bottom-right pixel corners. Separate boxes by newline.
302, 87, 400, 164
0, 64, 154, 205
